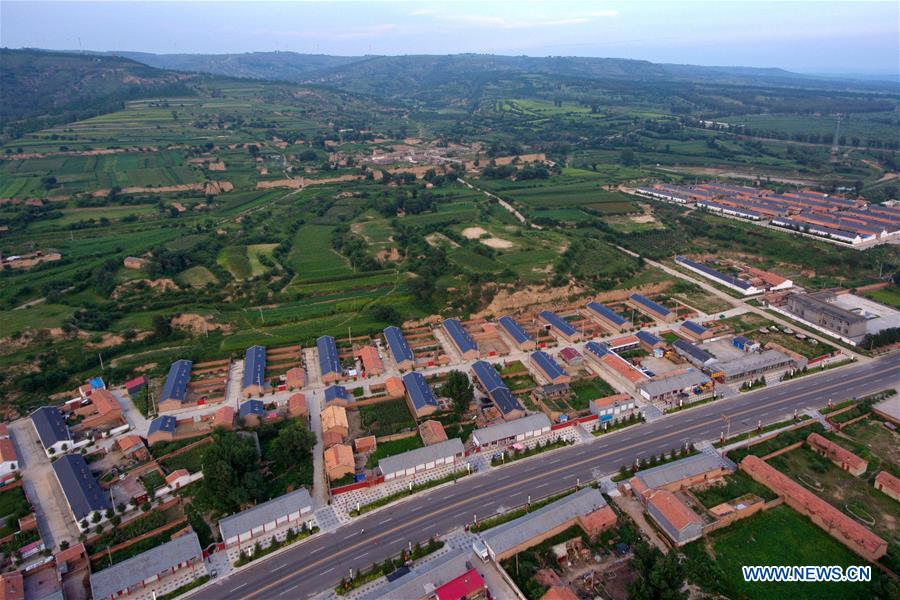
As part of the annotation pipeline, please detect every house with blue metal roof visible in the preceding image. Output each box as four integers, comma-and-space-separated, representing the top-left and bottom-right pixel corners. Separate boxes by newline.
498, 316, 535, 351
675, 256, 763, 296
30, 406, 72, 456
538, 311, 582, 342
636, 330, 666, 350
317, 336, 343, 383
471, 360, 505, 394
147, 415, 178, 445
401, 372, 440, 417
52, 454, 112, 529
471, 361, 525, 420
585, 301, 629, 331
442, 319, 479, 359
239, 399, 267, 426
680, 320, 712, 341
529, 351, 570, 385
383, 326, 415, 370
241, 345, 267, 398
672, 339, 718, 368
159, 359, 193, 412
323, 385, 351, 407
628, 294, 675, 322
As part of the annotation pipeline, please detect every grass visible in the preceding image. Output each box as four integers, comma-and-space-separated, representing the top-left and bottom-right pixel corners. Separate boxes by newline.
177, 265, 218, 288
863, 286, 900, 310
684, 505, 886, 600
365, 436, 424, 469
728, 422, 825, 463
91, 523, 187, 570
569, 377, 616, 411
359, 398, 416, 438
160, 443, 209, 473
693, 471, 777, 507
218, 245, 252, 280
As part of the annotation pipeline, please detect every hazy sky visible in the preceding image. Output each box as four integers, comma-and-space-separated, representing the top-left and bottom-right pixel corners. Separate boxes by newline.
2, 1, 898, 74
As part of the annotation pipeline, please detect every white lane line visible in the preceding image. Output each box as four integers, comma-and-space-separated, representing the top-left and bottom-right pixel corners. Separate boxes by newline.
280, 584, 299, 595
231, 583, 248, 592
353, 552, 369, 561
536, 481, 552, 489
321, 567, 335, 575
378, 517, 393, 525
272, 563, 287, 572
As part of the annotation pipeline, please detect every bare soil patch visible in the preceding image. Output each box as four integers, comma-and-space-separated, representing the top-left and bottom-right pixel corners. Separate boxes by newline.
171, 313, 231, 335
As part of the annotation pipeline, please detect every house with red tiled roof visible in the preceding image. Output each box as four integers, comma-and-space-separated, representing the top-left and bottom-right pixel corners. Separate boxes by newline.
324, 444, 354, 482
874, 471, 900, 502
0, 571, 24, 600
288, 393, 308, 419
384, 376, 406, 399
285, 367, 305, 390
0, 438, 18, 476
73, 388, 123, 431
418, 420, 448, 446
540, 586, 579, 600
807, 433, 867, 476
354, 345, 384, 376
577, 505, 617, 540
116, 435, 149, 460
165, 469, 191, 490
646, 489, 703, 546
354, 435, 376, 454
741, 455, 887, 561
213, 406, 235, 430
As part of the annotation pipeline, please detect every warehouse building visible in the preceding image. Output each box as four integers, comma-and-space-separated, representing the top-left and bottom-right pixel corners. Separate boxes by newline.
785, 292, 868, 341
242, 345, 267, 398
471, 413, 552, 449
218, 488, 314, 551
529, 351, 571, 385
317, 335, 343, 383
383, 326, 415, 371
538, 311, 582, 342
638, 369, 712, 405
442, 318, 479, 360
378, 438, 465, 481
680, 320, 712, 341
90, 532, 205, 600
672, 339, 717, 369
471, 361, 525, 420
498, 315, 536, 351
480, 488, 610, 561
695, 200, 763, 221
585, 301, 629, 332
628, 294, 675, 322
716, 349, 798, 383
402, 371, 440, 417
31, 406, 72, 456
159, 359, 193, 412
147, 415, 177, 445
675, 256, 763, 295
52, 454, 112, 529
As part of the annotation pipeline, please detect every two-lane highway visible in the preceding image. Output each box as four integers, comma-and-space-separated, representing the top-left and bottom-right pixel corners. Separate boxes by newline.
194, 352, 900, 599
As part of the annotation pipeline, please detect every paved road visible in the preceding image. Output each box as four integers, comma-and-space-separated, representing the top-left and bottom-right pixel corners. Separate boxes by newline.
193, 352, 900, 600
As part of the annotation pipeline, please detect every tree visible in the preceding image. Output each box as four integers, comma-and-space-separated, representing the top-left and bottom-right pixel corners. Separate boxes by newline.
271, 421, 315, 473
152, 315, 172, 339
628, 541, 687, 600
193, 430, 263, 515
439, 371, 474, 416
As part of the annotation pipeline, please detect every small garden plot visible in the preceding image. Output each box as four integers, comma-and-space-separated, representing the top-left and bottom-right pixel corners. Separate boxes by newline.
727, 422, 825, 463
666, 281, 732, 315
718, 312, 773, 335
365, 436, 424, 469
693, 471, 777, 508
684, 505, 886, 600
748, 329, 835, 359
0, 487, 30, 537
140, 471, 166, 496
159, 442, 210, 474
501, 362, 537, 392
359, 398, 416, 437
768, 446, 898, 562
176, 265, 218, 288
569, 377, 617, 411
246, 243, 279, 276
841, 416, 899, 469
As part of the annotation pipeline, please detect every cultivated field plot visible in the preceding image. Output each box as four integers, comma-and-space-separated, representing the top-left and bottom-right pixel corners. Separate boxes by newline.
358, 399, 417, 438
685, 505, 886, 600
479, 174, 639, 217
767, 446, 898, 564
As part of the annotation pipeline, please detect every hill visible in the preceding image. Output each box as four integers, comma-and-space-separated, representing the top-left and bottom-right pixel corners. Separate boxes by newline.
0, 48, 195, 139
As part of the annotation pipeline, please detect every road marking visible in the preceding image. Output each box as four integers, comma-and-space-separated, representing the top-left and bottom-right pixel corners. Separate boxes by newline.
321, 567, 335, 575
272, 564, 287, 572
352, 552, 369, 561
231, 583, 248, 592
536, 481, 551, 489
280, 584, 299, 595
378, 517, 393, 524
243, 362, 898, 599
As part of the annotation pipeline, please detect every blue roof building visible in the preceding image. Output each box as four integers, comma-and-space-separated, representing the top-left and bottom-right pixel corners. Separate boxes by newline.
384, 326, 415, 369
324, 385, 351, 405
471, 360, 505, 393
30, 406, 71, 454
673, 339, 717, 367
629, 294, 673, 320
443, 319, 478, 357
538, 311, 580, 340
89, 376, 106, 390
402, 372, 440, 416
52, 454, 111, 525
530, 351, 569, 383
675, 256, 760, 295
159, 360, 192, 408
636, 330, 665, 348
681, 320, 708, 337
498, 316, 534, 349
239, 400, 266, 419
242, 345, 267, 395
317, 336, 342, 381
147, 415, 177, 438
586, 301, 628, 328
584, 341, 610, 360
490, 387, 525, 417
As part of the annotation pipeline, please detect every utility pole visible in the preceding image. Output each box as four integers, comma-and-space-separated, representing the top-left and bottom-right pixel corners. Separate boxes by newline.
98, 353, 104, 370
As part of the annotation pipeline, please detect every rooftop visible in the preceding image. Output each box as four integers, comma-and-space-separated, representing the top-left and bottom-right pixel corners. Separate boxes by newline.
630, 293, 671, 317
160, 359, 192, 403
539, 310, 578, 337
636, 330, 663, 346
147, 415, 177, 435
443, 318, 478, 353
717, 349, 793, 378
218, 488, 312, 542
52, 454, 112, 521
531, 351, 566, 380
672, 339, 716, 364
30, 406, 71, 448
90, 532, 201, 600
676, 256, 753, 291
586, 301, 627, 326
317, 335, 342, 375
324, 385, 350, 403
638, 369, 711, 397
402, 372, 439, 412
378, 438, 464, 476
384, 326, 415, 363
434, 569, 485, 600
498, 315, 533, 345
489, 387, 524, 415
471, 360, 505, 393
472, 413, 551, 446
681, 320, 707, 336
239, 399, 265, 418
242, 345, 267, 389
647, 489, 702, 532
632, 453, 733, 492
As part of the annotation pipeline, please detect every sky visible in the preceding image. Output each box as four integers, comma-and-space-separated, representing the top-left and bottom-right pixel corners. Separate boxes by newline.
1, 1, 898, 75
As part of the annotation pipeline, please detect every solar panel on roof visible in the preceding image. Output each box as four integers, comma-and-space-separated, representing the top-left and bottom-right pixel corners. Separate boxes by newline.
384, 326, 414, 363
472, 360, 504, 391
490, 387, 523, 415
586, 302, 627, 326
675, 257, 752, 290
498, 316, 532, 344
539, 311, 578, 336
324, 385, 349, 402
584, 341, 609, 359
636, 330, 662, 346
